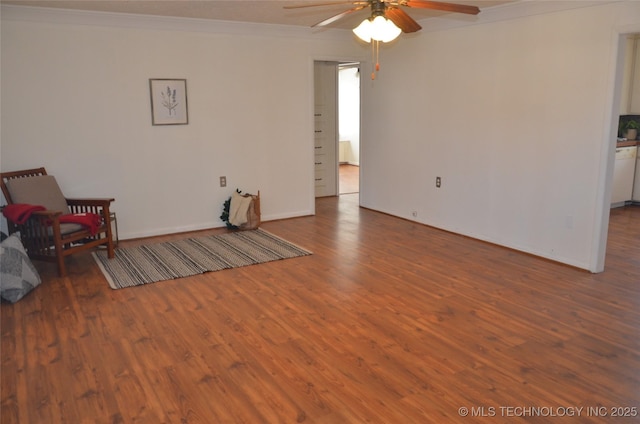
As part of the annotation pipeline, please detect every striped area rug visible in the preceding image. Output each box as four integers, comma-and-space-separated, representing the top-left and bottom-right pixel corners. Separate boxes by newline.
92, 229, 311, 289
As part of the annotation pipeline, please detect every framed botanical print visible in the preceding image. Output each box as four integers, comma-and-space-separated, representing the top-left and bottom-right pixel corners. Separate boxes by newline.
149, 79, 188, 125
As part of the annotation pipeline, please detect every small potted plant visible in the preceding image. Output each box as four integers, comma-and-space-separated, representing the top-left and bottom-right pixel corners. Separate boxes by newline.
620, 119, 640, 140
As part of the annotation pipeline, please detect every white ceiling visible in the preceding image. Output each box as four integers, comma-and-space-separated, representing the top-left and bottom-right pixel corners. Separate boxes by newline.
0, 1, 516, 30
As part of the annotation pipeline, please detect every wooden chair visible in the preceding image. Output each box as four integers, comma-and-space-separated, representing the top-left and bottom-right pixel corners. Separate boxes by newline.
1, 167, 115, 277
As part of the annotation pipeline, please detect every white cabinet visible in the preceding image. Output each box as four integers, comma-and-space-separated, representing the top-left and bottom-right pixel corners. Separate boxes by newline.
633, 156, 640, 201
339, 140, 349, 164
612, 146, 637, 206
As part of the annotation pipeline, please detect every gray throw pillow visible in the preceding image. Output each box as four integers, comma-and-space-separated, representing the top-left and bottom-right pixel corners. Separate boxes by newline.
0, 233, 41, 303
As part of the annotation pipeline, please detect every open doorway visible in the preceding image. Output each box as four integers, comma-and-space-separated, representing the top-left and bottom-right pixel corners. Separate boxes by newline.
592, 29, 640, 272
338, 64, 360, 195
313, 61, 361, 198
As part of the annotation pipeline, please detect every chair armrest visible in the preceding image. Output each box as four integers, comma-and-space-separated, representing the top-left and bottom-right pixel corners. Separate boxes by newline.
26, 210, 62, 235
65, 198, 114, 220
29, 210, 63, 228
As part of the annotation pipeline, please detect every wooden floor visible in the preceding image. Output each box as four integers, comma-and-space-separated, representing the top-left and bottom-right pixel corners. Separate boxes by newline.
339, 164, 359, 195
2, 196, 639, 423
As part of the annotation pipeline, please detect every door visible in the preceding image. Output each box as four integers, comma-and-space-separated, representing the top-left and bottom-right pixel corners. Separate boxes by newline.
314, 61, 338, 197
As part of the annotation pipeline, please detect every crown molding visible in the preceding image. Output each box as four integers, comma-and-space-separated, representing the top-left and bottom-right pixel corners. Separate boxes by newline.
0, 4, 351, 41
417, 0, 622, 33
2, 1, 624, 41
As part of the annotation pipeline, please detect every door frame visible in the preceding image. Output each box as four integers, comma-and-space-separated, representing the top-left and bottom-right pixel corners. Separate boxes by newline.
309, 56, 364, 211
593, 24, 640, 272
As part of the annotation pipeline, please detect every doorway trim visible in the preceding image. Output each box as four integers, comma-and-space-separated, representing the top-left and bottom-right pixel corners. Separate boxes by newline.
309, 56, 365, 212
592, 23, 640, 273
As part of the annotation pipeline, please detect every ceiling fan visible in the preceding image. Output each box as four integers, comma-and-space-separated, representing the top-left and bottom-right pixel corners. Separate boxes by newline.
285, 1, 480, 79
284, 0, 480, 35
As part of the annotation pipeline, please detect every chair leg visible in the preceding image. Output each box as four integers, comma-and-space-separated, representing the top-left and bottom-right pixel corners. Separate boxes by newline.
51, 223, 68, 277
107, 237, 115, 259
103, 211, 116, 259
57, 255, 67, 277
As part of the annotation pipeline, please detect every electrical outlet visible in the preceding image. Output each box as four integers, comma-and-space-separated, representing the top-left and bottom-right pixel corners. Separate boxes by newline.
412, 211, 418, 218
436, 176, 441, 188
220, 176, 227, 187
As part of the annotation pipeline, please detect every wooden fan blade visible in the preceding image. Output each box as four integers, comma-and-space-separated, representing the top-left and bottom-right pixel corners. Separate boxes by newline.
403, 0, 480, 15
386, 7, 422, 33
313, 5, 367, 27
284, 1, 366, 9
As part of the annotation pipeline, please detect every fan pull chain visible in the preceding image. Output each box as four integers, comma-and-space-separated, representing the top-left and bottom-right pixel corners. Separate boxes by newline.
371, 40, 376, 80
371, 40, 381, 80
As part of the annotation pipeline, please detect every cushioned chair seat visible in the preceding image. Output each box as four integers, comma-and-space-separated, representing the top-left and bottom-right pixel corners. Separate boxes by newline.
58, 223, 84, 235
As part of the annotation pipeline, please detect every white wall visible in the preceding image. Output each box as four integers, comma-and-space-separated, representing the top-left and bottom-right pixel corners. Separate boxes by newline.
0, 6, 362, 239
359, 1, 640, 271
4, 2, 640, 272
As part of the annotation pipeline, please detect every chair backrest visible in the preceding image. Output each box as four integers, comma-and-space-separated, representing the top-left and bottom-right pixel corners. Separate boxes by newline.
1, 167, 47, 203
1, 168, 70, 214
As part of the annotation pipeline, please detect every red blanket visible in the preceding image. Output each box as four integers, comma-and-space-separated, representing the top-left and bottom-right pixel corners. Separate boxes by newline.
2, 203, 46, 224
2, 205, 102, 235
60, 213, 102, 235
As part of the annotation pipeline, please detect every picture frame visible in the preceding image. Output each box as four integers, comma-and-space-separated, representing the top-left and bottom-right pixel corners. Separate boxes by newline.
149, 79, 188, 125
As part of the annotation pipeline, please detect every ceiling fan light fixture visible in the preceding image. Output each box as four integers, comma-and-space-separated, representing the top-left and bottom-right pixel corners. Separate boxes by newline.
353, 15, 401, 44
372, 15, 401, 42
353, 18, 372, 43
